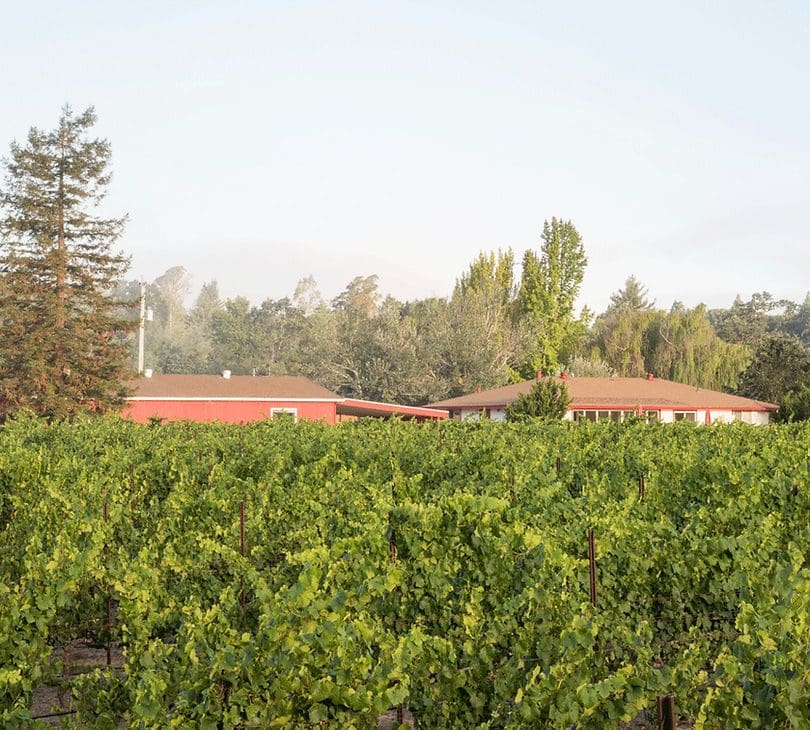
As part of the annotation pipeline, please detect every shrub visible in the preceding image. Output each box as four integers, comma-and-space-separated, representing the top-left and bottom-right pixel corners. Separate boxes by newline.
505, 379, 570, 421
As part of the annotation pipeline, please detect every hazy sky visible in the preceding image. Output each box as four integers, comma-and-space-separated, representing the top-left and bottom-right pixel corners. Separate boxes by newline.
2, 1, 808, 313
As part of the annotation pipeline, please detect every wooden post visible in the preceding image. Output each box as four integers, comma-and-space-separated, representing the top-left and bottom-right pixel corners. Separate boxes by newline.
588, 529, 597, 608
239, 500, 246, 557
105, 597, 112, 667
103, 500, 112, 667
239, 500, 246, 610
388, 511, 404, 724
657, 695, 676, 730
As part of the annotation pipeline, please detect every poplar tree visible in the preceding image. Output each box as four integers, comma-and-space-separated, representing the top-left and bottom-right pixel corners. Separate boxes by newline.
0, 106, 135, 420
453, 248, 516, 307
518, 218, 589, 377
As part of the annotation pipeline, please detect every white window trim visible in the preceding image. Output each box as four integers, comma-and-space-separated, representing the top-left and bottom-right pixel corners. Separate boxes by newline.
270, 407, 298, 422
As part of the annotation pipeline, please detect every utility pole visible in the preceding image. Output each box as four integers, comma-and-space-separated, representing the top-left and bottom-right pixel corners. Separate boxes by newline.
137, 281, 146, 374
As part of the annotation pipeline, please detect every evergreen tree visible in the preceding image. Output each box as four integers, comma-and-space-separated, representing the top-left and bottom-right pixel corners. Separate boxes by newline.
0, 106, 134, 419
608, 275, 654, 312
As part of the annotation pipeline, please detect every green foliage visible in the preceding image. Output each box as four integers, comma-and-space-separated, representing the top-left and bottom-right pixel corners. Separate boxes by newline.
115, 257, 808, 410
505, 378, 570, 421
141, 253, 526, 405
2, 417, 806, 726
736, 332, 810, 405
709, 291, 802, 347
590, 299, 750, 391
518, 218, 590, 377
646, 304, 751, 391
453, 248, 516, 307
782, 292, 810, 347
564, 355, 615, 377
589, 308, 656, 377
608, 275, 654, 312
0, 106, 135, 420
332, 275, 381, 319
776, 383, 810, 423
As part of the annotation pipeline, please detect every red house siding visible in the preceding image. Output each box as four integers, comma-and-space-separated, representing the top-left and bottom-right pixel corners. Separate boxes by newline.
123, 400, 337, 424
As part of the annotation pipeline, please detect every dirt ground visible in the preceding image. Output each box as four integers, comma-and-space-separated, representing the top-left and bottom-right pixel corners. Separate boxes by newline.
29, 642, 124, 726
378, 708, 416, 728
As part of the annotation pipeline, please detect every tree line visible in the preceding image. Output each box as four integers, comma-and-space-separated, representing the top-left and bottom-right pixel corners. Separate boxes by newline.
127, 263, 810, 412
1, 107, 809, 421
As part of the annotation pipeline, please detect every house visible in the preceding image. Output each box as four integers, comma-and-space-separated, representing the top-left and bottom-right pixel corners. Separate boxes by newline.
428, 374, 778, 424
123, 372, 448, 424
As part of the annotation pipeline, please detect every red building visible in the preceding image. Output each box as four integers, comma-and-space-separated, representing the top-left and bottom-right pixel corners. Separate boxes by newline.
123, 373, 447, 424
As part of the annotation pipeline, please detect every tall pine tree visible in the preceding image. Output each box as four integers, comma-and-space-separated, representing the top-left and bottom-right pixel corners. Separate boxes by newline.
0, 106, 134, 419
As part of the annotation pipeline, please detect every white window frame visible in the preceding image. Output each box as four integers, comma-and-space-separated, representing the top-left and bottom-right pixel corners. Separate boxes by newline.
574, 409, 627, 422
270, 407, 298, 422
673, 411, 696, 422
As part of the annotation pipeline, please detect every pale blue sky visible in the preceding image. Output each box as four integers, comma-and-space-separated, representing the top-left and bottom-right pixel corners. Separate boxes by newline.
2, 1, 808, 312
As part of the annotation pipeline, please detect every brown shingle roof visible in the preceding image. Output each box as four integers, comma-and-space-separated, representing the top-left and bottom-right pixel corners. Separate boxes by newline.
129, 374, 341, 400
427, 377, 778, 411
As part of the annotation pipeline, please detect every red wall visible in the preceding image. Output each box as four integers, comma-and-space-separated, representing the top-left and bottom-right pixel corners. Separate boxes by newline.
122, 400, 337, 425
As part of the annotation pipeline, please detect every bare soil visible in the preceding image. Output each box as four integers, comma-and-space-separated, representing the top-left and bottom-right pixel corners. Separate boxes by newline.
30, 641, 124, 725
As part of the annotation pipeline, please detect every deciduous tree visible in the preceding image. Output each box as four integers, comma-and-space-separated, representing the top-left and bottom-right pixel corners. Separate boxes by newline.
454, 249, 515, 308
645, 304, 750, 391
292, 275, 325, 316
736, 332, 810, 404
518, 219, 589, 377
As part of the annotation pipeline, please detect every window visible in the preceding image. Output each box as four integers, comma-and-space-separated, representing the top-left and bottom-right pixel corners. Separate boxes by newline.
270, 408, 297, 422
673, 411, 696, 422
574, 410, 631, 423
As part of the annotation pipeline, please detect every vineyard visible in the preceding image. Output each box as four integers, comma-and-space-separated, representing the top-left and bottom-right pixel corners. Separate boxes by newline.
0, 415, 808, 728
